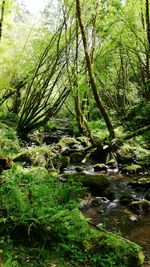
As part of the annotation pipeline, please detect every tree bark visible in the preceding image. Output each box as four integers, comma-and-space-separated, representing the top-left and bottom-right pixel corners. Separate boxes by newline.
0, 0, 5, 42
145, 0, 150, 99
76, 0, 115, 139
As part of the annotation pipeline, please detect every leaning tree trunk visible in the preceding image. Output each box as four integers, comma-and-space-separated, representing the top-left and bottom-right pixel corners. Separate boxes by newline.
76, 0, 115, 140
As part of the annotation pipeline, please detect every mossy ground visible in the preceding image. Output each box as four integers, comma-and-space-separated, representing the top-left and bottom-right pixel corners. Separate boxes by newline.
0, 122, 146, 266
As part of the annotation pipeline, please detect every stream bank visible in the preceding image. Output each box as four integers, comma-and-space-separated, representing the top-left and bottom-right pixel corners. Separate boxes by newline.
0, 123, 150, 266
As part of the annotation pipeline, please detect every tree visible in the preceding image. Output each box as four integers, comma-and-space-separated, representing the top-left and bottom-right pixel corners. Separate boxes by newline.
76, 0, 115, 140
17, 22, 71, 137
0, 0, 5, 41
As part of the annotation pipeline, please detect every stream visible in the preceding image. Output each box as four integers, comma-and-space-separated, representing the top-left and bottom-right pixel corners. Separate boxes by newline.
62, 167, 150, 266
77, 171, 150, 267
24, 127, 150, 266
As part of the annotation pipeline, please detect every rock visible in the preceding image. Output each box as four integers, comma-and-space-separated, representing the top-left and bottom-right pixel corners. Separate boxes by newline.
76, 136, 91, 147
120, 191, 135, 204
129, 215, 138, 222
70, 152, 84, 164
57, 137, 80, 149
137, 160, 150, 168
128, 177, 150, 189
48, 170, 59, 177
145, 191, 150, 201
129, 199, 150, 214
13, 146, 57, 168
75, 166, 84, 172
121, 164, 142, 175
103, 187, 116, 201
117, 144, 150, 167
106, 159, 117, 169
54, 156, 70, 173
0, 157, 12, 173
62, 173, 110, 196
93, 163, 107, 172
60, 156, 70, 169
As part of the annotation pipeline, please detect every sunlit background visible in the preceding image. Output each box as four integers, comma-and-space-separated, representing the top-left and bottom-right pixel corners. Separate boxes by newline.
23, 0, 48, 14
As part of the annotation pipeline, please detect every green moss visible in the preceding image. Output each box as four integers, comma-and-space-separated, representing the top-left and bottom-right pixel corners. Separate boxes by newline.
63, 173, 110, 195
70, 152, 84, 163
77, 136, 91, 147
60, 156, 70, 168
0, 166, 144, 267
122, 165, 142, 174
118, 144, 150, 165
0, 123, 20, 156
13, 145, 56, 167
58, 137, 79, 148
129, 199, 150, 214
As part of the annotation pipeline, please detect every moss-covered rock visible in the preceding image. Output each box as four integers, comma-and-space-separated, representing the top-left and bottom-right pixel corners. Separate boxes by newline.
89, 229, 144, 267
129, 199, 150, 214
117, 144, 150, 166
121, 165, 142, 174
76, 136, 91, 147
94, 163, 107, 172
75, 166, 84, 172
119, 191, 135, 204
60, 156, 70, 168
55, 156, 70, 172
128, 177, 150, 189
106, 159, 117, 169
63, 173, 110, 196
57, 137, 80, 149
13, 145, 56, 168
0, 157, 12, 173
145, 191, 150, 201
70, 152, 84, 163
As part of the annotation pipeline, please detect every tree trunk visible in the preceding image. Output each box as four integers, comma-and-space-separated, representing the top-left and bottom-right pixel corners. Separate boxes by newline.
145, 0, 150, 99
0, 0, 5, 42
76, 0, 115, 139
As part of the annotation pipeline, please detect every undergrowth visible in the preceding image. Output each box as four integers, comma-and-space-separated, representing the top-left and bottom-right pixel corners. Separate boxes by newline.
0, 165, 143, 267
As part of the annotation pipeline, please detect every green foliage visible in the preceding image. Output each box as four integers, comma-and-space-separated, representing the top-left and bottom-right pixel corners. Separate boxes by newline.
89, 119, 109, 139
0, 165, 143, 267
0, 122, 20, 156
124, 101, 150, 130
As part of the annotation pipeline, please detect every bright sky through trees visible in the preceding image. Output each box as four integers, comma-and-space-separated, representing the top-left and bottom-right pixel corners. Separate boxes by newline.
23, 0, 47, 14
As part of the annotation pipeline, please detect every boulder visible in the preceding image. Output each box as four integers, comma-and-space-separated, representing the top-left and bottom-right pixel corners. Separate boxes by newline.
70, 152, 84, 164
129, 199, 150, 214
62, 173, 110, 196
119, 191, 135, 205
128, 177, 150, 189
145, 191, 150, 201
76, 136, 91, 147
94, 163, 107, 172
13, 146, 57, 168
75, 166, 84, 172
106, 159, 117, 169
129, 215, 138, 222
0, 157, 12, 173
121, 165, 142, 175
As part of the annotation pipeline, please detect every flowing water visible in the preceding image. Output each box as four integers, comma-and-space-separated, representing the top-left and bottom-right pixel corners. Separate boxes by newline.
76, 171, 150, 265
